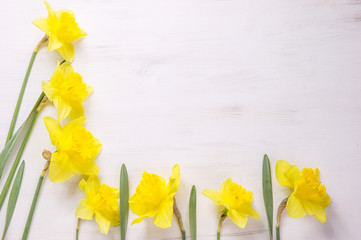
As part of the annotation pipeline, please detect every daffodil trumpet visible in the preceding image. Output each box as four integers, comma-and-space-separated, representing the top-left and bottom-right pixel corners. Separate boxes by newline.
275, 160, 331, 240
5, 35, 48, 145
22, 150, 51, 240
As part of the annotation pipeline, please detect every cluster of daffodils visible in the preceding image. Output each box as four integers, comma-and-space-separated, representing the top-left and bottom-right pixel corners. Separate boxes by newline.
33, 2, 120, 235
0, 2, 332, 240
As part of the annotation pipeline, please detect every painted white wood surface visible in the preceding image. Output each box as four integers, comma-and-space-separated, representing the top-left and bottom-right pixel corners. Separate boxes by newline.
0, 0, 360, 239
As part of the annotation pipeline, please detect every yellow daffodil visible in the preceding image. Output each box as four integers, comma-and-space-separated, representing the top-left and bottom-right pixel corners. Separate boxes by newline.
42, 62, 93, 121
129, 164, 180, 228
202, 178, 260, 229
276, 160, 331, 223
43, 116, 101, 182
33, 1, 86, 62
75, 175, 120, 234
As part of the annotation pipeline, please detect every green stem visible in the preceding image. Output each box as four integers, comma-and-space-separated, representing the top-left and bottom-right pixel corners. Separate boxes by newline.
173, 197, 186, 240
0, 109, 40, 209
5, 35, 47, 144
22, 160, 50, 240
217, 214, 227, 240
5, 51, 37, 143
76, 218, 80, 240
276, 197, 288, 240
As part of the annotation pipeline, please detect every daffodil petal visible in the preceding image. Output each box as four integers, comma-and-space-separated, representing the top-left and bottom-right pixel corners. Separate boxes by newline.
32, 17, 49, 33
220, 177, 234, 195
41, 81, 55, 101
276, 160, 300, 188
63, 116, 86, 132
95, 212, 111, 234
79, 28, 87, 38
227, 209, 248, 228
167, 164, 180, 196
57, 42, 75, 62
286, 193, 307, 219
48, 151, 74, 182
85, 83, 94, 95
48, 35, 63, 52
131, 216, 145, 225
43, 116, 62, 145
59, 62, 74, 77
53, 96, 71, 121
153, 198, 173, 228
44, 1, 56, 22
69, 103, 84, 120
85, 175, 101, 198
72, 159, 99, 176
202, 189, 223, 205
75, 199, 94, 220
79, 179, 87, 192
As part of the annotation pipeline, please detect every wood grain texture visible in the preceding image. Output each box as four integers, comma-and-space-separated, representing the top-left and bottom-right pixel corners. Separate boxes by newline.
0, 0, 361, 239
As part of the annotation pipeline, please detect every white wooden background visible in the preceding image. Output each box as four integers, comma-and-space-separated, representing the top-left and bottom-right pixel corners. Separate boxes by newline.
0, 0, 360, 239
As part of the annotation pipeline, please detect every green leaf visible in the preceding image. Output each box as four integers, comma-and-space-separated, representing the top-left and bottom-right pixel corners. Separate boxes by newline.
189, 185, 197, 240
0, 121, 26, 180
1, 161, 25, 240
120, 164, 129, 240
0, 111, 40, 210
262, 154, 273, 240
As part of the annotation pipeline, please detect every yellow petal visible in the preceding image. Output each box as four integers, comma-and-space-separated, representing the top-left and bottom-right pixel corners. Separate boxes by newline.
95, 212, 111, 234
238, 205, 261, 219
75, 199, 94, 220
79, 28, 87, 38
43, 116, 62, 145
32, 17, 49, 33
220, 177, 235, 195
69, 103, 84, 120
131, 216, 145, 225
44, 1, 56, 22
72, 159, 99, 176
202, 189, 223, 205
276, 160, 300, 188
227, 209, 248, 228
53, 96, 71, 121
59, 62, 74, 77
303, 200, 328, 223
48, 35, 63, 52
63, 116, 86, 132
153, 198, 173, 228
48, 151, 74, 182
79, 179, 87, 192
84, 175, 101, 198
167, 164, 180, 196
286, 193, 307, 219
86, 83, 94, 95
41, 81, 55, 101
57, 42, 75, 62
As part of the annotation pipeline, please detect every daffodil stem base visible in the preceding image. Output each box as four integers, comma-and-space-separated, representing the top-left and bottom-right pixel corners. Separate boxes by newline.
76, 219, 80, 240
22, 159, 49, 240
217, 214, 227, 240
276, 226, 280, 240
276, 197, 288, 240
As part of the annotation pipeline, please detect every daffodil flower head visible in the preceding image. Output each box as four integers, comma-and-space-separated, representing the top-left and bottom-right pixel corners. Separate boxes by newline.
43, 116, 101, 182
129, 164, 180, 228
202, 178, 261, 228
276, 160, 331, 223
33, 1, 86, 62
42, 61, 93, 121
75, 175, 120, 234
